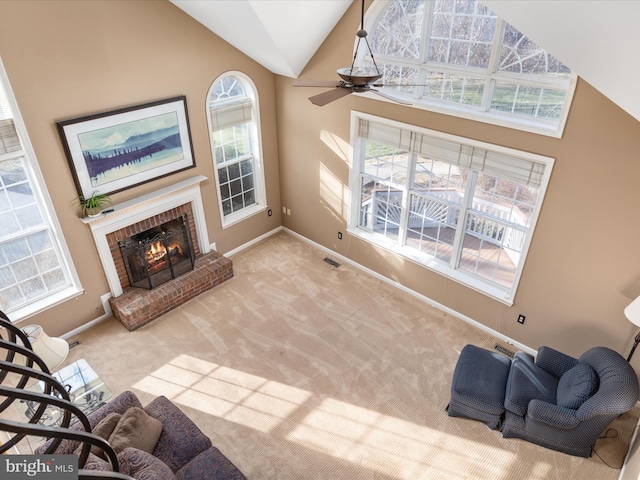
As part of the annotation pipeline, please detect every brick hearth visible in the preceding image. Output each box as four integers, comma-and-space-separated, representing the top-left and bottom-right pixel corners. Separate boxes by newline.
105, 200, 233, 331
109, 250, 233, 331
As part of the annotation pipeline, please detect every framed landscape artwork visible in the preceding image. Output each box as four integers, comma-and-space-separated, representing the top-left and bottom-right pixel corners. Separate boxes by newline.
58, 96, 196, 198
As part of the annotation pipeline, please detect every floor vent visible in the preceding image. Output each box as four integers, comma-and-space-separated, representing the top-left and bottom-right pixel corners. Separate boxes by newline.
494, 343, 515, 358
69, 340, 81, 349
323, 257, 340, 268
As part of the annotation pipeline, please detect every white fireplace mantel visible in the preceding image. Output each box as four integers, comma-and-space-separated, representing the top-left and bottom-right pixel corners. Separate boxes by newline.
83, 175, 210, 297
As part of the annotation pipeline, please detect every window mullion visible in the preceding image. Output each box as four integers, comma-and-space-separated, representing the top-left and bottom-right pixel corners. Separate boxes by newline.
421, 0, 435, 62
416, 1, 435, 99
450, 171, 477, 269
482, 18, 505, 113
399, 151, 419, 247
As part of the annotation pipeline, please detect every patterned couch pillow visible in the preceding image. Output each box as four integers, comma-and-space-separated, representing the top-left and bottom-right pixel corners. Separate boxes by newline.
556, 363, 599, 409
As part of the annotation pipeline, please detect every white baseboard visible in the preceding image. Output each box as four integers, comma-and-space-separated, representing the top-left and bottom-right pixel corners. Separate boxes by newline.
64, 227, 638, 473
282, 227, 536, 356
60, 229, 284, 340
64, 226, 531, 350
223, 226, 283, 257
62, 310, 111, 340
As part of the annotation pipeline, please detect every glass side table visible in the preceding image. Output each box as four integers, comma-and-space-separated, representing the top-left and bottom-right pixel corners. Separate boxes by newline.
20, 358, 112, 427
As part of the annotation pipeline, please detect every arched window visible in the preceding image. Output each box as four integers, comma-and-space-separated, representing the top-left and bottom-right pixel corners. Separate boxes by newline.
207, 73, 266, 227
365, 0, 576, 137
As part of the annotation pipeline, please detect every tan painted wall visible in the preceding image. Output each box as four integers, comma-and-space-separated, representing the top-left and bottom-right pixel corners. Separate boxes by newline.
0, 0, 281, 335
276, 0, 640, 366
2, 0, 640, 373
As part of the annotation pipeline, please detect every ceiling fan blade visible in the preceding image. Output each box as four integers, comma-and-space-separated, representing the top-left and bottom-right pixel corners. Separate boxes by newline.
308, 88, 352, 106
370, 88, 413, 105
293, 80, 342, 88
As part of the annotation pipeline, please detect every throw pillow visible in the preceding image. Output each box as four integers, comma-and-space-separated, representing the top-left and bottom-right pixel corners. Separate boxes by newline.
91, 412, 122, 459
108, 407, 163, 455
556, 363, 599, 409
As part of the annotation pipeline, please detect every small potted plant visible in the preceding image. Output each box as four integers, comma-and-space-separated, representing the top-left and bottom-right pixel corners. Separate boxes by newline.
72, 191, 112, 218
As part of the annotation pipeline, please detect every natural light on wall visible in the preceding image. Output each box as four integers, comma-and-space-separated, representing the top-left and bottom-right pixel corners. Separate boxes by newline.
132, 355, 535, 478
320, 130, 350, 162
319, 163, 348, 219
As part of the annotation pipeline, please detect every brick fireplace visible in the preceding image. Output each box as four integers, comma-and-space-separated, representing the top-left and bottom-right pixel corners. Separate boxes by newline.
83, 176, 233, 331
107, 203, 199, 291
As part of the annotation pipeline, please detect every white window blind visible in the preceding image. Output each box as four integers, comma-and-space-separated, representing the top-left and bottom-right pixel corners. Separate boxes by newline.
358, 118, 545, 186
209, 100, 252, 131
351, 112, 553, 304
0, 119, 20, 155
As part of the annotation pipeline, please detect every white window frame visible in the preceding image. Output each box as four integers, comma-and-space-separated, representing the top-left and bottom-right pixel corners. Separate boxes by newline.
206, 71, 267, 228
0, 58, 82, 321
359, 0, 577, 138
348, 111, 553, 305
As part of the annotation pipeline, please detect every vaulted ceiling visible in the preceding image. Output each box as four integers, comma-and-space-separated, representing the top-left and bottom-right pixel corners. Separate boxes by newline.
171, 0, 640, 123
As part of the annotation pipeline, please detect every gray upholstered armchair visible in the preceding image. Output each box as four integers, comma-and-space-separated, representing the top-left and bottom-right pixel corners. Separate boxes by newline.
501, 346, 639, 457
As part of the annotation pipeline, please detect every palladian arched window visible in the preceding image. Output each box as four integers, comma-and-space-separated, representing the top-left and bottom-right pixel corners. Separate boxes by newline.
365, 0, 576, 137
207, 73, 266, 227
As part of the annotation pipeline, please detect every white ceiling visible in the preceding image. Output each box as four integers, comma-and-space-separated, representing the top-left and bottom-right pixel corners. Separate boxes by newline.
171, 0, 640, 123
170, 0, 352, 78
483, 0, 640, 123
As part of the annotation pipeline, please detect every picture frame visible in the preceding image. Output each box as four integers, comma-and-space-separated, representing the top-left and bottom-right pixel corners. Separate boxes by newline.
58, 95, 196, 198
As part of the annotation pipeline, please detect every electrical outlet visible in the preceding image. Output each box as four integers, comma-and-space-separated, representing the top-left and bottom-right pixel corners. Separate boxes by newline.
517, 314, 526, 324
268, 209, 272, 216
286, 208, 291, 215
338, 231, 342, 239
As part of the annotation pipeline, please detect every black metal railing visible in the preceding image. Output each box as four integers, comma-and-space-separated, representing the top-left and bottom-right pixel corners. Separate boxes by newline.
0, 312, 133, 480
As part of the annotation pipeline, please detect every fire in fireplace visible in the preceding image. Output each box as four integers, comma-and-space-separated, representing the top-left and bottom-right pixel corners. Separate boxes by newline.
118, 214, 196, 289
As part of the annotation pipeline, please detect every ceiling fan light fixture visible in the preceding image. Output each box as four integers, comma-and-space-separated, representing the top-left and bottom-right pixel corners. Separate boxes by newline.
294, 0, 411, 107
337, 67, 382, 87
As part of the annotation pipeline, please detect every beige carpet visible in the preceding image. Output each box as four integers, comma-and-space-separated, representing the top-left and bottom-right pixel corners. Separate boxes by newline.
54, 232, 640, 478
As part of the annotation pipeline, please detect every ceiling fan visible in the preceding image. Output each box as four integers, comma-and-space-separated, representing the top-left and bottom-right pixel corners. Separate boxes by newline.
293, 0, 411, 107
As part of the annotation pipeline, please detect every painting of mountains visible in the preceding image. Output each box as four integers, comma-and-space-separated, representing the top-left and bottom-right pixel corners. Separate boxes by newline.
58, 96, 195, 198
79, 112, 184, 187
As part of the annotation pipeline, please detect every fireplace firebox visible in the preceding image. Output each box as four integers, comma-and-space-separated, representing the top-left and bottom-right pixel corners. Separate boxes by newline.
118, 214, 196, 290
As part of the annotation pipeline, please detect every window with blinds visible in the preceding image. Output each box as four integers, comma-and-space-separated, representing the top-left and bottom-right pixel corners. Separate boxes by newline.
350, 112, 553, 304
0, 60, 80, 319
207, 73, 266, 227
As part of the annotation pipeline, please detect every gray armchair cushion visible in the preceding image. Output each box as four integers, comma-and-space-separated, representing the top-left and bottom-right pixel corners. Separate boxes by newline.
556, 363, 598, 409
535, 346, 579, 378
504, 351, 558, 416
502, 346, 640, 457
